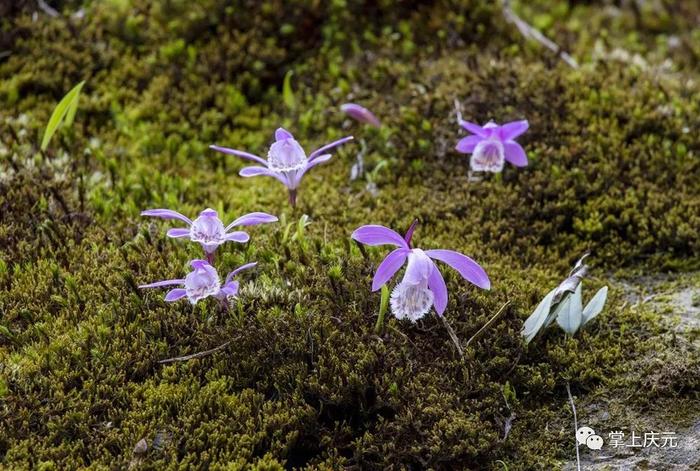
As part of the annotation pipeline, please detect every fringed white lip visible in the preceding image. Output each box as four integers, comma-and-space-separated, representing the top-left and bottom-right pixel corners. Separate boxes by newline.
190, 212, 227, 250
470, 139, 505, 173
390, 280, 434, 322
266, 138, 308, 172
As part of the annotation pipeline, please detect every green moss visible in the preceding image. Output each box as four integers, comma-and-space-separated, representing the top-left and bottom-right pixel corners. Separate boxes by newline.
1, 0, 699, 469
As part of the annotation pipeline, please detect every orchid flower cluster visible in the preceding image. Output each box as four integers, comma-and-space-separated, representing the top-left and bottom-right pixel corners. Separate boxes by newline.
139, 208, 277, 306
352, 220, 490, 322
521, 254, 609, 343
208, 101, 528, 212
136, 103, 548, 337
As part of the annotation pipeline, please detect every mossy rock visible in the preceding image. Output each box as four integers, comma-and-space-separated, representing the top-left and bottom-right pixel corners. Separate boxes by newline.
1, 0, 699, 469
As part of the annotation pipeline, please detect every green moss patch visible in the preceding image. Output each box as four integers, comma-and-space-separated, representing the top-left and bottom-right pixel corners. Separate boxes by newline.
1, 1, 699, 468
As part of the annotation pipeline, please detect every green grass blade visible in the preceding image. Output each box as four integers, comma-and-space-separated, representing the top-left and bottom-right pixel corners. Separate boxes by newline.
282, 70, 295, 109
41, 80, 85, 151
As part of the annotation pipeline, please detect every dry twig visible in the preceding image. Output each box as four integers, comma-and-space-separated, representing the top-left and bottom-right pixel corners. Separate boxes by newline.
502, 0, 579, 69
465, 300, 511, 350
158, 341, 232, 364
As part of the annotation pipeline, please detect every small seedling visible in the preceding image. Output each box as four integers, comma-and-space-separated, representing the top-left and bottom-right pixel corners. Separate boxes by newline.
521, 254, 608, 343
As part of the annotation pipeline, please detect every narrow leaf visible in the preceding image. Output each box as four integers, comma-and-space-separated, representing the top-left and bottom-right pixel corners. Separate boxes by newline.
282, 70, 295, 109
41, 81, 85, 151
582, 286, 608, 325
544, 299, 561, 328
375, 284, 389, 334
64, 89, 82, 127
521, 288, 556, 344
556, 283, 583, 335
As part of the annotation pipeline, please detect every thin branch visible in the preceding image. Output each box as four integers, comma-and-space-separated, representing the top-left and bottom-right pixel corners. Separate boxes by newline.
465, 300, 511, 350
566, 381, 582, 471
158, 341, 232, 364
501, 0, 579, 69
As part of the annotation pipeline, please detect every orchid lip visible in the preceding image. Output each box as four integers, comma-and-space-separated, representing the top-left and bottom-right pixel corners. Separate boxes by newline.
390, 279, 434, 322
266, 138, 308, 172
471, 139, 505, 173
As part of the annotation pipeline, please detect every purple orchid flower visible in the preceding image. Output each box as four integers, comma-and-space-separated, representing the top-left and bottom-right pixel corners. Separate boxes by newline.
455, 119, 529, 172
210, 128, 353, 206
341, 103, 381, 127
351, 220, 490, 322
141, 208, 277, 256
139, 259, 256, 305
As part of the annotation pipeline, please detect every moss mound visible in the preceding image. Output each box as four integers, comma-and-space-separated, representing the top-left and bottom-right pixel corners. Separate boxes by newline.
1, 1, 699, 469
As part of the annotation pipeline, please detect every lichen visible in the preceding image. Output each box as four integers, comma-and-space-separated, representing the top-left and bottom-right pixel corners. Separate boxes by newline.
1, 1, 699, 469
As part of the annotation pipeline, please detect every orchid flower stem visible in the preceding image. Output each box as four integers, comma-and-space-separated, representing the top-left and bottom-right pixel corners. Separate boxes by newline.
440, 315, 464, 360
464, 300, 511, 350
288, 189, 297, 207
206, 252, 215, 265
566, 381, 582, 471
374, 284, 390, 335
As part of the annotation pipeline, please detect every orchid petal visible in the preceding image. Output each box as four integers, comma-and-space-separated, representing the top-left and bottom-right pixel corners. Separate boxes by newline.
210, 145, 269, 166
220, 281, 240, 297
308, 136, 353, 161
202, 243, 221, 254
459, 120, 487, 137
225, 212, 278, 231
275, 128, 293, 141
503, 142, 528, 167
425, 249, 490, 289
199, 208, 218, 217
455, 135, 482, 153
499, 120, 529, 140
225, 262, 258, 283
189, 259, 209, 269
352, 225, 409, 249
164, 288, 187, 302
224, 231, 250, 243
428, 266, 448, 315
371, 248, 408, 291
139, 278, 185, 289
239, 166, 290, 186
141, 209, 192, 225
341, 103, 381, 127
166, 228, 191, 238
403, 250, 434, 285
305, 153, 332, 169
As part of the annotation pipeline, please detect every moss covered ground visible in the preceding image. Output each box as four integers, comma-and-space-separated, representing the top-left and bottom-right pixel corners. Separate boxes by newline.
1, 1, 699, 469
